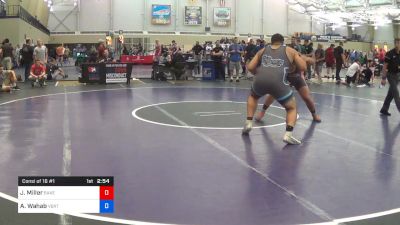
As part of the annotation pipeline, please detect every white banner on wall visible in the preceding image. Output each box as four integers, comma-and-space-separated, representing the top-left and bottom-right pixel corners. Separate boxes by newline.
184, 6, 202, 25
213, 7, 231, 27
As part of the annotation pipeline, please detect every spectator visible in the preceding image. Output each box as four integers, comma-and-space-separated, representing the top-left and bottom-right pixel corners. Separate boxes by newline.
47, 58, 67, 80
29, 59, 47, 87
205, 42, 213, 60
170, 49, 186, 80
245, 39, 256, 61
0, 64, 20, 92
296, 38, 306, 54
379, 48, 386, 64
64, 45, 71, 63
15, 44, 21, 68
97, 40, 107, 62
191, 41, 203, 74
137, 43, 144, 56
122, 45, 129, 55
303, 40, 314, 80
361, 66, 373, 86
170, 40, 178, 55
367, 50, 374, 67
212, 42, 225, 80
228, 37, 244, 82
345, 59, 361, 87
56, 43, 65, 66
154, 40, 162, 62
325, 44, 335, 79
314, 44, 325, 84
1, 38, 14, 70
34, 39, 48, 65
240, 40, 247, 75
334, 41, 346, 83
244, 39, 257, 76
21, 38, 34, 82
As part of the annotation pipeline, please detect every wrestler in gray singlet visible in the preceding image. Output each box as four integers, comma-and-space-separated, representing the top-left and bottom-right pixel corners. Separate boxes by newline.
251, 45, 293, 104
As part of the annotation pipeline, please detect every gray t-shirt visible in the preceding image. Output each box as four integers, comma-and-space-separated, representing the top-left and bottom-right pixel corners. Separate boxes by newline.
34, 45, 47, 63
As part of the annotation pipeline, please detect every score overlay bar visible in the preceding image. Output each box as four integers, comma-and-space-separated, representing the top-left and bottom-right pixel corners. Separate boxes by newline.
18, 177, 114, 213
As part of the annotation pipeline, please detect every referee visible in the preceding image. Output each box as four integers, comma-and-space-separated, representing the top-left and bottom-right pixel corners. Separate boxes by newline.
380, 38, 400, 116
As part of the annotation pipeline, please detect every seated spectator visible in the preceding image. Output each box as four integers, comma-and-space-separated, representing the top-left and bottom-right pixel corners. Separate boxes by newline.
47, 58, 67, 80
0, 64, 20, 92
29, 59, 47, 87
159, 51, 172, 66
170, 50, 186, 80
345, 59, 361, 87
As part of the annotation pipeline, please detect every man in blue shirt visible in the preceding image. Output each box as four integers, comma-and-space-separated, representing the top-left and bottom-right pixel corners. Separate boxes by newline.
228, 37, 244, 82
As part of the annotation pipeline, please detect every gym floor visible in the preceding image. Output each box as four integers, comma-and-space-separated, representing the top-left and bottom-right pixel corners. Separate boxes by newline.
0, 77, 399, 225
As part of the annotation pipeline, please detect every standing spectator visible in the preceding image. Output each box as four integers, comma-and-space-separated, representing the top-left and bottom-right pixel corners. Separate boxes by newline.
297, 38, 306, 54
378, 48, 386, 64
64, 45, 71, 64
244, 39, 257, 67
255, 39, 265, 52
191, 41, 203, 75
154, 40, 162, 62
56, 43, 65, 66
240, 40, 247, 75
21, 39, 34, 82
367, 50, 374, 67
1, 38, 14, 70
228, 37, 244, 82
325, 44, 335, 79
15, 44, 21, 68
205, 42, 213, 60
34, 39, 48, 65
288, 37, 300, 53
303, 40, 314, 80
212, 42, 225, 80
97, 40, 107, 62
314, 44, 325, 84
170, 40, 178, 55
334, 41, 346, 84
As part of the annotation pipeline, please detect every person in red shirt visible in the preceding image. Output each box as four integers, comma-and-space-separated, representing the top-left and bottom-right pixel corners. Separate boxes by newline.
379, 48, 386, 64
154, 40, 162, 62
29, 59, 47, 87
56, 43, 65, 66
325, 44, 335, 79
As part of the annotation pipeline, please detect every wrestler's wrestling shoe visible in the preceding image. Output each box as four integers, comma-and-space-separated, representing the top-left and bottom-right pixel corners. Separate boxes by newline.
283, 133, 302, 145
242, 120, 253, 135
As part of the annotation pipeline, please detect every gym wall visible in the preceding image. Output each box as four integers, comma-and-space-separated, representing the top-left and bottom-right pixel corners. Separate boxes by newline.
48, 0, 322, 36
0, 18, 50, 45
7, 0, 50, 26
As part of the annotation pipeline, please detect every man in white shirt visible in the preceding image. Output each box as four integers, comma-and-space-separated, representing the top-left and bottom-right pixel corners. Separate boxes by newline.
345, 59, 361, 87
34, 39, 48, 64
